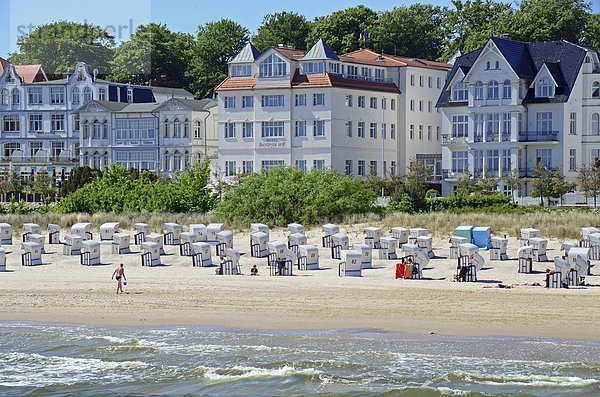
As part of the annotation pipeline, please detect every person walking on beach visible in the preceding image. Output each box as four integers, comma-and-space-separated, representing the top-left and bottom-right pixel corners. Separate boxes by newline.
111, 263, 126, 294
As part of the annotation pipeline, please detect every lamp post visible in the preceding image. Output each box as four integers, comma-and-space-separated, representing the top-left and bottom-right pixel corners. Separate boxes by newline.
381, 96, 385, 197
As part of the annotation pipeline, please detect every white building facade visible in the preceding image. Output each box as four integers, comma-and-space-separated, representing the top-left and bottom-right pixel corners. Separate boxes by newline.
215, 40, 450, 179
437, 37, 600, 196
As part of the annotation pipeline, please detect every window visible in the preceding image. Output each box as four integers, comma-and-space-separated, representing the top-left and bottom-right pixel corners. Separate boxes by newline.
358, 160, 365, 176
98, 88, 107, 101
437, 126, 440, 141
369, 97, 377, 109
375, 69, 384, 82
329, 62, 340, 74
569, 149, 576, 171
242, 96, 254, 108
313, 160, 325, 170
419, 75, 423, 87
295, 160, 307, 172
347, 65, 358, 79
410, 100, 415, 111
361, 67, 372, 79
242, 160, 254, 174
502, 113, 511, 137
391, 124, 396, 139
437, 77, 441, 89
295, 94, 306, 106
183, 119, 189, 138
259, 54, 287, 77
313, 93, 325, 106
428, 101, 432, 112
358, 122, 365, 138
224, 96, 236, 108
224, 122, 236, 138
127, 87, 134, 103
29, 142, 42, 157
344, 160, 352, 175
487, 80, 499, 99
72, 87, 80, 104
536, 77, 554, 97
225, 161, 236, 177
592, 81, 600, 98
83, 87, 93, 103
243, 122, 254, 138
501, 150, 511, 175
410, 124, 414, 140
428, 126, 432, 141
486, 113, 500, 137
502, 80, 511, 99
495, 61, 500, 69
28, 87, 42, 104
262, 160, 284, 170
358, 96, 365, 108
304, 62, 324, 74
11, 89, 20, 105
3, 142, 20, 157
592, 113, 600, 135
345, 121, 352, 137
369, 161, 377, 176
50, 114, 65, 131
381, 123, 386, 139
3, 115, 20, 132
418, 125, 423, 140
1, 89, 8, 105
419, 100, 423, 112
428, 76, 432, 88
295, 120, 306, 137
92, 120, 101, 138
451, 115, 469, 138
452, 82, 467, 101
29, 114, 43, 132
452, 151, 468, 173
536, 112, 552, 133
570, 112, 577, 135
345, 95, 353, 107
486, 61, 491, 70
261, 95, 284, 107
382, 98, 386, 110
390, 161, 396, 176
313, 120, 325, 137
231, 64, 252, 77
536, 149, 552, 167
474, 81, 484, 99
194, 121, 202, 139
369, 122, 377, 139
50, 87, 65, 104
410, 74, 415, 86
173, 119, 181, 138
262, 121, 284, 137
391, 99, 395, 110
474, 114, 484, 138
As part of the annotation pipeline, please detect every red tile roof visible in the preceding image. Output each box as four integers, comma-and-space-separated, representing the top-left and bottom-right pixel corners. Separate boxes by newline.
273, 47, 305, 59
0, 58, 48, 83
340, 49, 451, 71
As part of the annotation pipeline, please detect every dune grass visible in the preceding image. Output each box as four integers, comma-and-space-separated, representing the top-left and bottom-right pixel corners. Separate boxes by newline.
3, 209, 600, 239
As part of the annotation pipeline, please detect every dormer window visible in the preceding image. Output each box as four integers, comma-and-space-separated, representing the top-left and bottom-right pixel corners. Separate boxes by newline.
72, 87, 80, 104
77, 68, 85, 81
495, 61, 500, 69
5, 73, 14, 83
259, 54, 287, 78
592, 81, 600, 98
486, 61, 491, 70
83, 87, 93, 103
12, 88, 20, 105
127, 87, 133, 103
536, 77, 554, 97
452, 82, 468, 101
328, 62, 340, 74
304, 62, 324, 75
231, 64, 252, 77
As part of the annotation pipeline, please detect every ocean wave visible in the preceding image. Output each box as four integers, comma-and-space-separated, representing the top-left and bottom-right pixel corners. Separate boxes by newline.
446, 371, 599, 388
188, 365, 321, 382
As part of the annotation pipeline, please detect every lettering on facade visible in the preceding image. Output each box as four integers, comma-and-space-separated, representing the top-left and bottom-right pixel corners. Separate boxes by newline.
258, 138, 286, 148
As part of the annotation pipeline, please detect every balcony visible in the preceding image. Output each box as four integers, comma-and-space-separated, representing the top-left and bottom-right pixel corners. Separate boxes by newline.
0, 155, 77, 165
442, 169, 468, 180
441, 134, 467, 145
518, 131, 558, 142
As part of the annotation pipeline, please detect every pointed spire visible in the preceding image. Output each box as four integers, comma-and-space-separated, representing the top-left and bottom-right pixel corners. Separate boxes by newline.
230, 42, 261, 64
301, 38, 339, 61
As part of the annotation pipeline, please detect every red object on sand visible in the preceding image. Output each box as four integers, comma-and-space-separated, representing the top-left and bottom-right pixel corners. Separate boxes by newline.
395, 262, 406, 279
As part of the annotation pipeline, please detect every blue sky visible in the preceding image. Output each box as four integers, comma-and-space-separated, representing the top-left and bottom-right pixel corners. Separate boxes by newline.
1, 0, 599, 58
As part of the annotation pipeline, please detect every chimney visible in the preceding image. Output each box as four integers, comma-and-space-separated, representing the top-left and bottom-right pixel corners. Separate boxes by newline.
502, 33, 510, 39
278, 44, 284, 48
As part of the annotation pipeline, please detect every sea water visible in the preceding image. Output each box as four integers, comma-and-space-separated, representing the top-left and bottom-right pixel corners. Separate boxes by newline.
0, 322, 599, 396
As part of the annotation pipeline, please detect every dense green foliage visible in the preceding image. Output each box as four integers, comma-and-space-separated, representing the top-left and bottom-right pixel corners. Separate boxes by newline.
54, 161, 214, 214
253, 12, 312, 52
427, 193, 517, 212
216, 167, 377, 226
59, 166, 102, 197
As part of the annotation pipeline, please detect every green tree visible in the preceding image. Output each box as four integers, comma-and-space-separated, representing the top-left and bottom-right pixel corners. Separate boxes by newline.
583, 11, 600, 50
402, 161, 431, 212
60, 166, 102, 197
376, 4, 449, 60
502, 168, 523, 200
442, 0, 513, 60
186, 19, 249, 98
6, 169, 24, 194
510, 0, 590, 43
529, 163, 573, 206
477, 176, 498, 194
32, 168, 56, 198
10, 21, 115, 77
306, 6, 378, 54
577, 160, 600, 207
110, 23, 193, 87
550, 167, 576, 205
456, 171, 478, 196
253, 12, 311, 52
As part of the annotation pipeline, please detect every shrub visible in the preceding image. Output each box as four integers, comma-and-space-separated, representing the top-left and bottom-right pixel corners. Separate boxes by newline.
216, 167, 377, 226
427, 193, 516, 212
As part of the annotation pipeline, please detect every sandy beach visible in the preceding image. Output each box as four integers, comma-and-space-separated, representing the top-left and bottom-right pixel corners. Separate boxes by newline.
1, 222, 599, 341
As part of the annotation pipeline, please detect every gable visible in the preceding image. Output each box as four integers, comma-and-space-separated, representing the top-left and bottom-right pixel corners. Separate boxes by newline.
464, 39, 519, 82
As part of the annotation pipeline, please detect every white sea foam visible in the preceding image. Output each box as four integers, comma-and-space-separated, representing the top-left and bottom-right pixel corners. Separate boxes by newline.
450, 371, 599, 388
200, 365, 320, 381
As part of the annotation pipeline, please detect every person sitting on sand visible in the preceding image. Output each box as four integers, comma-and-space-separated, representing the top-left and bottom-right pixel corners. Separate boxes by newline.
250, 264, 259, 276
111, 263, 126, 294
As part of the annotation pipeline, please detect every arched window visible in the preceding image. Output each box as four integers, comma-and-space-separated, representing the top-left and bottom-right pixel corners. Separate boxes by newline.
536, 77, 554, 97
163, 119, 169, 138
487, 80, 499, 99
194, 120, 202, 139
163, 151, 170, 171
93, 120, 101, 139
173, 118, 181, 138
73, 114, 80, 131
1, 89, 8, 105
83, 121, 89, 139
184, 150, 190, 167
592, 113, 600, 135
474, 81, 483, 99
93, 151, 101, 169
72, 87, 80, 104
259, 54, 287, 77
183, 119, 189, 138
103, 152, 109, 167
173, 151, 182, 170
495, 61, 500, 69
83, 87, 93, 103
592, 81, 600, 98
486, 61, 491, 70
11, 88, 20, 105
452, 82, 468, 101
102, 121, 108, 139
502, 80, 511, 99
